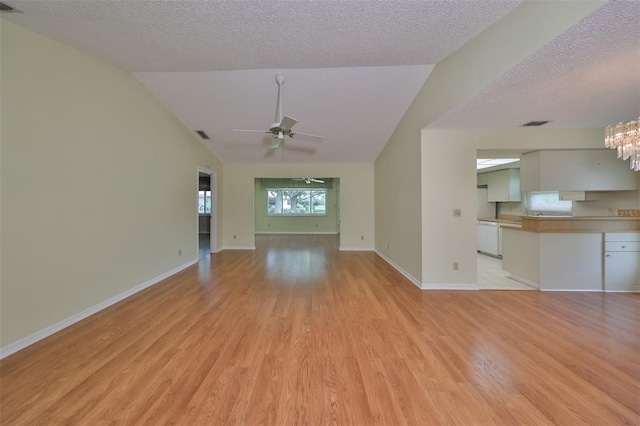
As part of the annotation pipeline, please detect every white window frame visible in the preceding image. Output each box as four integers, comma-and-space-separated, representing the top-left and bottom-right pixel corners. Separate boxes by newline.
266, 188, 328, 217
198, 190, 212, 215
525, 191, 572, 215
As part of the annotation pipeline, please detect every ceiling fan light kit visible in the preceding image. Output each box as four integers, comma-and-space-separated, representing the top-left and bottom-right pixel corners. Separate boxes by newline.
232, 74, 324, 152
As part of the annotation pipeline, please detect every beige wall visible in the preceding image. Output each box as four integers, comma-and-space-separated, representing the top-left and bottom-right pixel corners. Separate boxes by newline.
254, 179, 338, 234
0, 21, 223, 347
224, 163, 373, 250
375, 1, 604, 285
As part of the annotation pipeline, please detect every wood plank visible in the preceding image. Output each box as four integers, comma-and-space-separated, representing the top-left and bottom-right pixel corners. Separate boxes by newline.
1, 234, 638, 425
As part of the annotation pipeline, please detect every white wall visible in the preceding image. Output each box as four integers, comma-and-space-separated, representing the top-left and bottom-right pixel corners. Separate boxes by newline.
539, 233, 603, 291
421, 133, 478, 286
501, 228, 540, 286
0, 21, 223, 348
223, 163, 374, 250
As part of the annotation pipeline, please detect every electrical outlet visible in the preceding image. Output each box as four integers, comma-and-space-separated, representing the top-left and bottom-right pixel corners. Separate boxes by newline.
178, 249, 182, 256
233, 234, 237, 239
315, 224, 318, 227
268, 223, 270, 227
386, 242, 390, 249
361, 235, 364, 240
453, 262, 459, 270
453, 209, 461, 217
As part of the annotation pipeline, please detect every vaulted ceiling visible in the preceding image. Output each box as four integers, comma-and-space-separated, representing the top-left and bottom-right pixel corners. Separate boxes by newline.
3, 0, 638, 163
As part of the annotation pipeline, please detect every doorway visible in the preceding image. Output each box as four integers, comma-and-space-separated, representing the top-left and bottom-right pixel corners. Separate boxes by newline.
197, 169, 217, 260
475, 151, 533, 290
252, 177, 341, 249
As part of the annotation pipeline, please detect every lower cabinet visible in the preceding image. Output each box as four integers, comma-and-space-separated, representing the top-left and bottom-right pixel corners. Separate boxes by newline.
604, 233, 640, 292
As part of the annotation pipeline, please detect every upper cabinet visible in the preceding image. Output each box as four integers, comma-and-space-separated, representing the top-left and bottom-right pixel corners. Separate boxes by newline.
487, 169, 521, 202
521, 150, 639, 192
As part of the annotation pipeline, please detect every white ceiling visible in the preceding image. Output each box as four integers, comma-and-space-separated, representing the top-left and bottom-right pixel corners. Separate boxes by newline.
3, 0, 638, 163
133, 66, 433, 162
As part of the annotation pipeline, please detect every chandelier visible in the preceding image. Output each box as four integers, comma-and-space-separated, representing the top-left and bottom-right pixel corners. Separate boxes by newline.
605, 117, 640, 171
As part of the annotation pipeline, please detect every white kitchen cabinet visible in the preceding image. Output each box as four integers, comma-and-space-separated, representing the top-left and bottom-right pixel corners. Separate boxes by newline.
604, 233, 640, 292
521, 150, 638, 192
487, 169, 521, 202
559, 191, 586, 201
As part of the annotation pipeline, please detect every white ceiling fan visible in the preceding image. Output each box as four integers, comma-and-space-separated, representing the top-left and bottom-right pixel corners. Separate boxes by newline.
292, 178, 324, 184
232, 75, 324, 150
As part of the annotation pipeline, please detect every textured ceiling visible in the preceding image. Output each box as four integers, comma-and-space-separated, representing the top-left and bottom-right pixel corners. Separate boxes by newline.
2, 0, 521, 71
430, 0, 640, 129
3, 1, 636, 163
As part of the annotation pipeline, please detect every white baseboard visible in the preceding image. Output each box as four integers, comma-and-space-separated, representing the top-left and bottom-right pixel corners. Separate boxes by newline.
421, 283, 479, 290
0, 258, 198, 359
508, 274, 539, 289
540, 288, 603, 292
374, 250, 422, 289
375, 251, 478, 290
339, 246, 374, 252
222, 246, 256, 250
255, 232, 339, 235
542, 289, 640, 292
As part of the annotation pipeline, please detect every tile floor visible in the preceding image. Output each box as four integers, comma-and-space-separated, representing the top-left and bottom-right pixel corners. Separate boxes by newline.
477, 253, 537, 290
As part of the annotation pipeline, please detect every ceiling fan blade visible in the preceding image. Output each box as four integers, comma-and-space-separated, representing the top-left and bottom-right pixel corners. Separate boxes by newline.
279, 115, 297, 130
289, 132, 324, 142
310, 179, 324, 183
270, 137, 282, 149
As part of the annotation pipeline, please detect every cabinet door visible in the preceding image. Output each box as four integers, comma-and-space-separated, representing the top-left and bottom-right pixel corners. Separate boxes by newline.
604, 251, 640, 291
487, 170, 509, 202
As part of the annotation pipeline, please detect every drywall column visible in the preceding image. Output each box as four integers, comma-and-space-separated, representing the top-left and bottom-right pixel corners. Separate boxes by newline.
420, 132, 478, 288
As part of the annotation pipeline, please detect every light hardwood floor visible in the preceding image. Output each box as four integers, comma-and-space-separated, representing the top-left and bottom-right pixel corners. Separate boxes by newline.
1, 234, 638, 425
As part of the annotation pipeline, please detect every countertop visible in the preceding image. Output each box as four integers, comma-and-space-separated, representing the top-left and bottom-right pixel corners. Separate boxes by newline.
479, 215, 640, 232
478, 215, 522, 228
517, 216, 639, 233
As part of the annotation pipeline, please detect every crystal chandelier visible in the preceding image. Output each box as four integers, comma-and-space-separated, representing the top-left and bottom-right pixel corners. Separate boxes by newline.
605, 117, 640, 171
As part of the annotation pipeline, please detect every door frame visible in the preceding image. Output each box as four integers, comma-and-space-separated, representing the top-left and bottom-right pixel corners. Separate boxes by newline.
197, 168, 217, 256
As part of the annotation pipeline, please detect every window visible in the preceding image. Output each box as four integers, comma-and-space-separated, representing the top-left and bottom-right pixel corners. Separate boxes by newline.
525, 191, 572, 215
199, 191, 212, 214
267, 188, 327, 216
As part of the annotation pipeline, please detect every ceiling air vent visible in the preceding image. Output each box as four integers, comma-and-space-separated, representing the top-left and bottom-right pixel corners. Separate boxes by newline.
520, 120, 551, 127
196, 130, 210, 140
0, 2, 21, 12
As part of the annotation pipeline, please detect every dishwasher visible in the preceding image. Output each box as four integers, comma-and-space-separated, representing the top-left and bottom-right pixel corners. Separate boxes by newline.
477, 220, 500, 257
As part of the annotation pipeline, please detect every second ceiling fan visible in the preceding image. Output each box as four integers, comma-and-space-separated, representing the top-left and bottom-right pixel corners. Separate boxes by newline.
292, 178, 324, 184
233, 75, 324, 150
